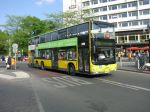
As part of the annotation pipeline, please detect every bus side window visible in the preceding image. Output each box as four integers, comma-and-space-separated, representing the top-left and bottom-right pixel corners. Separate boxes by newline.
58, 50, 67, 60
67, 49, 76, 60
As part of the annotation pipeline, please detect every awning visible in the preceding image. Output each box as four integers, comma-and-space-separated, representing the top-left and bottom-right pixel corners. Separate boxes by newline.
127, 47, 141, 50
140, 46, 149, 50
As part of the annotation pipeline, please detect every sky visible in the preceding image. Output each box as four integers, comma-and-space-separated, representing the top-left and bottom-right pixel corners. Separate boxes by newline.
0, 0, 63, 25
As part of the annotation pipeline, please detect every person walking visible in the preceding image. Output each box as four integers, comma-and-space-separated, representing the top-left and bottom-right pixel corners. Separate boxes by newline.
11, 58, 16, 69
118, 52, 121, 61
6, 56, 11, 69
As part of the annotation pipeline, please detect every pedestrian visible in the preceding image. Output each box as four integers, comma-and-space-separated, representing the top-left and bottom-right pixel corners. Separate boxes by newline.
6, 56, 11, 69
118, 52, 121, 61
5, 56, 8, 65
128, 52, 132, 61
11, 58, 16, 69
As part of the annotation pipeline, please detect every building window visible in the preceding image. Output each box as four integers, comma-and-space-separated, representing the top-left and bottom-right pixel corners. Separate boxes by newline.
100, 15, 107, 20
119, 12, 127, 18
139, 9, 150, 15
129, 35, 138, 42
83, 1, 90, 7
114, 22, 117, 28
109, 5, 117, 10
92, 16, 99, 21
118, 36, 127, 44
109, 14, 118, 19
129, 21, 139, 26
119, 22, 128, 27
92, 8, 99, 13
122, 22, 128, 27
108, 0, 116, 1
139, 0, 150, 5
99, 0, 107, 3
100, 6, 107, 12
140, 19, 150, 25
128, 1, 137, 7
119, 3, 127, 9
128, 11, 138, 17
91, 0, 98, 5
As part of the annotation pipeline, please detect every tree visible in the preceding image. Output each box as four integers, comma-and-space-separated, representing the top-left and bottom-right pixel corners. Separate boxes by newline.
20, 16, 45, 36
46, 10, 91, 28
1, 15, 57, 55
46, 12, 64, 28
0, 30, 9, 54
4, 15, 23, 34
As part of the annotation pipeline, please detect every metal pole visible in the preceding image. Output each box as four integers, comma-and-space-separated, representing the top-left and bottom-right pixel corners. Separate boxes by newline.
148, 25, 150, 63
15, 53, 17, 70
148, 39, 150, 63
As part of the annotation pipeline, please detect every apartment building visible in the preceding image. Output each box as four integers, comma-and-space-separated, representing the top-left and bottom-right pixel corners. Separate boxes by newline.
63, 0, 150, 48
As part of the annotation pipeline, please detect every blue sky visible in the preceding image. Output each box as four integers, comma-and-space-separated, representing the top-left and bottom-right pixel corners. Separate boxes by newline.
0, 0, 62, 25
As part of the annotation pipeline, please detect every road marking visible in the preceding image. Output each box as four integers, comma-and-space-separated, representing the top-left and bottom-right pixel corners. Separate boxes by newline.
13, 71, 30, 79
97, 79, 150, 92
0, 74, 14, 80
43, 76, 93, 88
117, 70, 150, 76
32, 86, 46, 112
0, 71, 30, 80
30, 80, 46, 112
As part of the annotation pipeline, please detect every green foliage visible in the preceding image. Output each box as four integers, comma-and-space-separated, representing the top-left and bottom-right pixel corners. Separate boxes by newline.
46, 10, 90, 28
20, 16, 44, 36
0, 10, 90, 55
0, 15, 56, 55
0, 30, 9, 54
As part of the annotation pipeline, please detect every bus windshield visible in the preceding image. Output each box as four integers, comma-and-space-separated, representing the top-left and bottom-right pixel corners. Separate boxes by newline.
92, 47, 115, 65
92, 21, 114, 39
92, 39, 115, 65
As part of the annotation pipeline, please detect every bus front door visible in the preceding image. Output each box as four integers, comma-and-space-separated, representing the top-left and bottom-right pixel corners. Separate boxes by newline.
78, 47, 90, 73
51, 50, 58, 69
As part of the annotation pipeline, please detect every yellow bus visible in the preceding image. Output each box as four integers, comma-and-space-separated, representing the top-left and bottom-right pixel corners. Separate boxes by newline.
28, 21, 117, 75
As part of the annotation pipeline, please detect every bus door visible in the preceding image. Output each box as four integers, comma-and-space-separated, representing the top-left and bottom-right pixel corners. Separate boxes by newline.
78, 47, 90, 73
51, 49, 58, 69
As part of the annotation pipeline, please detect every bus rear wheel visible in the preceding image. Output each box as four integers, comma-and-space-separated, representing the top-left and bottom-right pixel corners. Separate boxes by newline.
68, 64, 75, 75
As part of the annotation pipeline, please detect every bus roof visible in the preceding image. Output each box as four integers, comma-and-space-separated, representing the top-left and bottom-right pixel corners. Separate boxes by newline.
31, 20, 114, 39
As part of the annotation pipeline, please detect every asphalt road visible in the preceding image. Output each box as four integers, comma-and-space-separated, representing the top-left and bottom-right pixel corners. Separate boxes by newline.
0, 62, 150, 112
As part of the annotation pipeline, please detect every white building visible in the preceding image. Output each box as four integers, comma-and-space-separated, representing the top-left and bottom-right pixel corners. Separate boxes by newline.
63, 0, 150, 48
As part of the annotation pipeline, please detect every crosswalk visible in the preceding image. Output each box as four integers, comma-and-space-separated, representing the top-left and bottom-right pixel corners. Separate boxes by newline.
42, 76, 93, 88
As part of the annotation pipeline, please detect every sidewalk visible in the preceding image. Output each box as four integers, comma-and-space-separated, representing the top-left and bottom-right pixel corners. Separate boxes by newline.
0, 61, 30, 79
117, 61, 150, 74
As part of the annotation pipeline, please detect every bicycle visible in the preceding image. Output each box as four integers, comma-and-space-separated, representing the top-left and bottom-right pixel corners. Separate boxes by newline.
139, 63, 150, 72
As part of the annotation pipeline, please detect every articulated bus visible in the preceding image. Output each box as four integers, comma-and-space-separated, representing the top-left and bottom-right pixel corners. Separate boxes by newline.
28, 21, 117, 75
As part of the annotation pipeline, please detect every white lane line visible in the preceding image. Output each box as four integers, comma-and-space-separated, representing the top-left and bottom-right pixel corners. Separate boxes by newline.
54, 76, 81, 86
33, 88, 46, 112
52, 77, 76, 87
42, 76, 93, 88
117, 70, 150, 76
97, 79, 150, 92
43, 78, 68, 88
30, 79, 46, 112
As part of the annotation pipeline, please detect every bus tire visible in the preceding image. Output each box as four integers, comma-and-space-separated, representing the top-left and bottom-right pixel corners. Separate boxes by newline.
68, 64, 75, 75
41, 62, 45, 70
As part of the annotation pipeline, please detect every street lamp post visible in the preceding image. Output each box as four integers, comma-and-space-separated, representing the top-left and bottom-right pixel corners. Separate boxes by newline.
147, 25, 150, 63
143, 25, 150, 63
148, 39, 150, 63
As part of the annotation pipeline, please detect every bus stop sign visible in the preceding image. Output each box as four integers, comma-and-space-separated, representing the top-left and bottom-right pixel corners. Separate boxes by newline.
12, 43, 18, 49
12, 43, 18, 53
